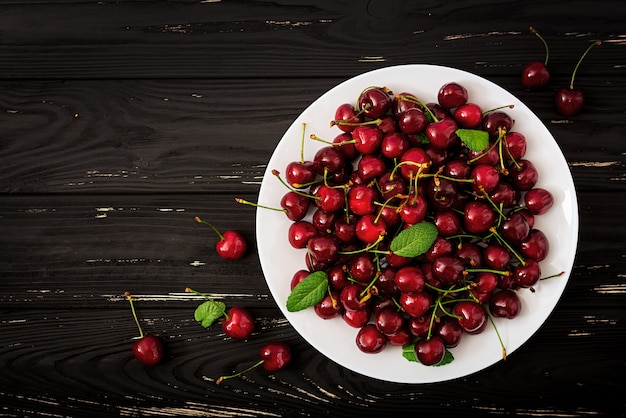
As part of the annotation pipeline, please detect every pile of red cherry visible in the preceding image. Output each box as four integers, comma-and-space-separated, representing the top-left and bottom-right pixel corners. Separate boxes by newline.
279, 80, 557, 366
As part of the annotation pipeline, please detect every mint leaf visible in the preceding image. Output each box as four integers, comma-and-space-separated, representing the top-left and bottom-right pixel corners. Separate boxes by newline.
286, 271, 328, 312
402, 342, 454, 366
402, 342, 418, 362
194, 300, 226, 328
434, 349, 454, 367
456, 128, 489, 152
390, 221, 438, 258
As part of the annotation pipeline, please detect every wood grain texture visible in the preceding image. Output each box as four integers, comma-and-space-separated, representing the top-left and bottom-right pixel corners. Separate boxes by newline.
1, 0, 625, 417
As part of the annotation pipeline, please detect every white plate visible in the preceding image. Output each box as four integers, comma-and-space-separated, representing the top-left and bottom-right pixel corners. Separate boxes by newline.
256, 64, 578, 384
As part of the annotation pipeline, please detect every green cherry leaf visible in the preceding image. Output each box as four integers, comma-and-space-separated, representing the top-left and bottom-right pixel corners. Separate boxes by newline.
286, 270, 328, 312
390, 221, 438, 258
402, 342, 418, 362
194, 300, 226, 328
434, 349, 455, 367
456, 128, 490, 152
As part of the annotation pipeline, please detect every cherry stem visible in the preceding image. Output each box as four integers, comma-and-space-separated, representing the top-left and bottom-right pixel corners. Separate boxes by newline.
195, 216, 224, 241
488, 227, 527, 266
299, 123, 306, 163
271, 170, 319, 199
530, 26, 549, 66
464, 267, 511, 276
185, 287, 216, 302
216, 359, 264, 385
124, 292, 144, 339
482, 104, 515, 115
235, 197, 286, 213
569, 40, 602, 90
540, 271, 565, 281
395, 94, 438, 122
487, 312, 507, 360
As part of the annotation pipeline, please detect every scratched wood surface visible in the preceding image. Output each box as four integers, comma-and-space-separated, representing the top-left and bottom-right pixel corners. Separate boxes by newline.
1, 0, 625, 416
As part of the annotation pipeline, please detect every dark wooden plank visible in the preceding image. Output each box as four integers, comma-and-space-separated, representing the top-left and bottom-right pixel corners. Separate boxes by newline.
1, 78, 625, 194
0, 0, 624, 80
0, 307, 624, 416
1, 190, 625, 310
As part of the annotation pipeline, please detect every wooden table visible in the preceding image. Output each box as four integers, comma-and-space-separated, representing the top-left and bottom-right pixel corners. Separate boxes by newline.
1, 1, 625, 416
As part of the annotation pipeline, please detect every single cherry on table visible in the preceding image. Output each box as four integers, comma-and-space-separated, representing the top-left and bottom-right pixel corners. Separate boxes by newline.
124, 292, 164, 366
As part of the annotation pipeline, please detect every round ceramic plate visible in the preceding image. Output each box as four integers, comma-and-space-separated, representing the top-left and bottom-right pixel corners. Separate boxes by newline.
256, 64, 578, 384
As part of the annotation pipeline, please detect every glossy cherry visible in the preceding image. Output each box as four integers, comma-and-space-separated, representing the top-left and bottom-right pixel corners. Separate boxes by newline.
216, 341, 292, 384
522, 26, 551, 89
437, 82, 468, 109
555, 40, 601, 117
358, 86, 392, 118
195, 217, 247, 260
524, 188, 554, 215
356, 324, 387, 353
125, 292, 164, 366
454, 301, 488, 334
489, 289, 521, 319
222, 306, 255, 340
415, 336, 446, 366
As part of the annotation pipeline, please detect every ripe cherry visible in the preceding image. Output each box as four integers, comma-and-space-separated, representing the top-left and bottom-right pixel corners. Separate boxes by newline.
221, 306, 255, 340
356, 324, 387, 353
333, 103, 363, 132
519, 229, 549, 261
489, 289, 521, 319
394, 265, 425, 293
555, 40, 601, 117
513, 258, 542, 288
352, 125, 384, 155
414, 336, 446, 366
288, 220, 317, 249
358, 86, 392, 118
125, 292, 164, 366
524, 188, 554, 215
453, 301, 487, 335
399, 290, 432, 318
279, 191, 311, 221
521, 26, 551, 89
453, 102, 483, 128
435, 316, 463, 348
195, 217, 247, 260
315, 290, 342, 319
437, 82, 468, 109
216, 341, 292, 384
342, 307, 371, 328
482, 111, 513, 138
398, 108, 428, 134
285, 160, 316, 188
463, 200, 497, 234
426, 118, 459, 150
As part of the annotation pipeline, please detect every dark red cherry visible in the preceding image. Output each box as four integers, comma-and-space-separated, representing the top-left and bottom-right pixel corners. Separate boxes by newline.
509, 159, 538, 191
195, 217, 248, 260
524, 188, 554, 215
431, 255, 465, 285
288, 221, 317, 249
522, 26, 551, 89
414, 336, 446, 366
375, 306, 405, 335
290, 269, 310, 290
482, 111, 513, 138
315, 290, 342, 319
483, 243, 511, 270
463, 200, 497, 234
471, 163, 500, 194
285, 160, 316, 187
489, 289, 521, 319
426, 118, 458, 150
381, 132, 410, 159
399, 291, 431, 318
555, 40, 601, 117
355, 214, 386, 245
333, 103, 364, 132
333, 132, 359, 160
399, 147, 432, 180
259, 341, 292, 372
358, 86, 392, 118
519, 229, 549, 261
437, 82, 468, 109
356, 324, 387, 353
132, 334, 164, 367
348, 253, 377, 283
513, 259, 542, 288
503, 132, 527, 161
340, 283, 368, 311
394, 265, 425, 293
357, 154, 387, 181
453, 301, 487, 334
280, 191, 310, 221
435, 316, 463, 348
347, 184, 379, 216
433, 210, 461, 237
222, 306, 255, 340
453, 103, 483, 128
398, 108, 428, 134
313, 146, 346, 175
499, 212, 531, 244
342, 307, 371, 328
